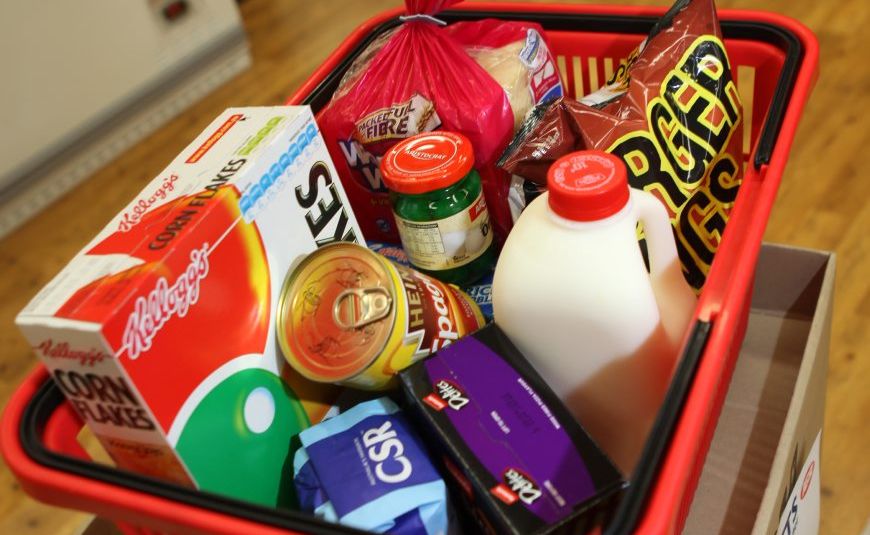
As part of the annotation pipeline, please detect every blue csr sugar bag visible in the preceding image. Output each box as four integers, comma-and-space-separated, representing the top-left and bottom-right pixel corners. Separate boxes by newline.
293, 397, 453, 535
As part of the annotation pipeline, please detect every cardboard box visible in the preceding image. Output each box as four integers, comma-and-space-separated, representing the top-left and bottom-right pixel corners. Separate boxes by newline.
684, 243, 833, 534
15, 106, 363, 508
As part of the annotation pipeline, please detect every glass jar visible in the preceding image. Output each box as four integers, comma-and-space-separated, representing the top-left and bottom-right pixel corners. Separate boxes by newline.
380, 131, 495, 285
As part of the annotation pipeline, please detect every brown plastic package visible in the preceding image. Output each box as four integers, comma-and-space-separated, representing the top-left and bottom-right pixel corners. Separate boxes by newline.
499, 0, 743, 291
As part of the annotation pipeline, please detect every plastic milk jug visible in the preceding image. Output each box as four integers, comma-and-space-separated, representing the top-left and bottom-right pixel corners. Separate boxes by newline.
492, 151, 697, 474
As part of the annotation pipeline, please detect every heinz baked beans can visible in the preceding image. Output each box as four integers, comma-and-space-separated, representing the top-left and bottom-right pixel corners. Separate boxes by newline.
276, 243, 485, 390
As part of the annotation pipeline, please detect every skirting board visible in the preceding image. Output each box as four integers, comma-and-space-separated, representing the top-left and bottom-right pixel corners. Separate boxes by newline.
0, 28, 251, 239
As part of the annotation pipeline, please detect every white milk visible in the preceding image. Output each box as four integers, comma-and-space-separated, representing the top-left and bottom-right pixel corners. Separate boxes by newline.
492, 151, 696, 474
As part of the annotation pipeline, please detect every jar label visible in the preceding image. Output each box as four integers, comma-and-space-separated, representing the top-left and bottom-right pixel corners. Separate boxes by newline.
394, 192, 492, 271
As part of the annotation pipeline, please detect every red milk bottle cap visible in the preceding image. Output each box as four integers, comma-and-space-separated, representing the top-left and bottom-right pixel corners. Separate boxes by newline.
546, 150, 630, 221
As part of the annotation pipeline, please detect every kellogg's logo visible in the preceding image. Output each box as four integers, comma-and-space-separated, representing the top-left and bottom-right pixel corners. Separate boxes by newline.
338, 93, 441, 192
121, 243, 210, 360
118, 174, 179, 233
36, 339, 108, 366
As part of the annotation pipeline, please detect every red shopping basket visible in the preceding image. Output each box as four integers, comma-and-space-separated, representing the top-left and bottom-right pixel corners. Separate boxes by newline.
1, 3, 818, 535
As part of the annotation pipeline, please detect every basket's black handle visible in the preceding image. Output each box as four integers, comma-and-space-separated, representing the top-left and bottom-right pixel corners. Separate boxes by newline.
603, 320, 711, 535
722, 20, 804, 169
303, 11, 806, 171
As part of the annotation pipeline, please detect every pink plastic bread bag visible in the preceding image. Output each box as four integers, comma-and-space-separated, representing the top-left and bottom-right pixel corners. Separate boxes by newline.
446, 18, 564, 131
317, 0, 515, 243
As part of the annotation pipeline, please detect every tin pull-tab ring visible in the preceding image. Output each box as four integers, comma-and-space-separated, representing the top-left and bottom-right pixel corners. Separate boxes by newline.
333, 288, 393, 330
399, 14, 446, 26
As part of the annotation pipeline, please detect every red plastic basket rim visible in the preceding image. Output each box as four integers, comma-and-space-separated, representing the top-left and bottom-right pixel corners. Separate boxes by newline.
1, 4, 819, 535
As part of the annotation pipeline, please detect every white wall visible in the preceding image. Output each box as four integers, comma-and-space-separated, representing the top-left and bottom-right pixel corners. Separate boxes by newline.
0, 0, 244, 192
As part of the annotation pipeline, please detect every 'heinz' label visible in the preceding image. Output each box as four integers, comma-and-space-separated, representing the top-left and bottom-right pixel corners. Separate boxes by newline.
397, 265, 463, 359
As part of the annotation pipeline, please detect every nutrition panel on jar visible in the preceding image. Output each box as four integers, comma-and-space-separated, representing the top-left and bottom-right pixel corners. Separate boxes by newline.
394, 190, 490, 270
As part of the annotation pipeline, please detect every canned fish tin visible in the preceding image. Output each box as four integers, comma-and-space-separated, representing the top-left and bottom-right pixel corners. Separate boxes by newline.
277, 243, 485, 390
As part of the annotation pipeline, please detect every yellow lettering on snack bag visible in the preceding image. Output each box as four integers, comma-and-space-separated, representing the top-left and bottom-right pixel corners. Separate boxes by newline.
608, 35, 742, 290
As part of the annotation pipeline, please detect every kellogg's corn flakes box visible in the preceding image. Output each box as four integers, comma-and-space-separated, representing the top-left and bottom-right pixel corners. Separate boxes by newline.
15, 107, 363, 508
